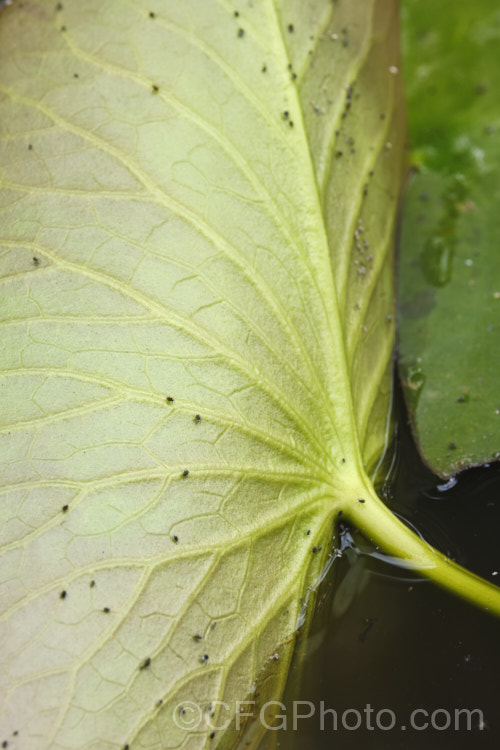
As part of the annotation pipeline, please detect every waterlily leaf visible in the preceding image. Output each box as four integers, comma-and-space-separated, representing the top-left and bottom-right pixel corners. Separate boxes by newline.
0, 0, 475, 748
398, 0, 500, 478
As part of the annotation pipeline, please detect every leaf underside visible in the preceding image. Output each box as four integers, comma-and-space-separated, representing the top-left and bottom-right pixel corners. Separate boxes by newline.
0, 1, 404, 748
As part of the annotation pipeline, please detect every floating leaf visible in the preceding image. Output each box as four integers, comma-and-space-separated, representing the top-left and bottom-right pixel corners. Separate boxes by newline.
1, 2, 499, 749
398, 0, 500, 477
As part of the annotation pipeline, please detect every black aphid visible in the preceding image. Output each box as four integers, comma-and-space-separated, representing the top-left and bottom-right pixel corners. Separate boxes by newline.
62, 504, 69, 512
194, 414, 201, 423
60, 26, 66, 32
288, 24, 294, 32
358, 498, 366, 503
182, 469, 189, 477
32, 256, 39, 265
56, 2, 63, 9
289, 121, 294, 127
103, 607, 111, 613
306, 529, 311, 535
193, 633, 202, 641
237, 28, 244, 37
73, 73, 79, 78
337, 510, 343, 517
201, 654, 209, 663
28, 144, 33, 150
261, 64, 267, 73
234, 10, 239, 16
283, 110, 289, 119
60, 590, 67, 599
312, 547, 317, 553
140, 657, 151, 670
149, 11, 155, 18
210, 732, 215, 739
172, 535, 179, 543
90, 580, 96, 587
152, 84, 159, 93
166, 396, 174, 403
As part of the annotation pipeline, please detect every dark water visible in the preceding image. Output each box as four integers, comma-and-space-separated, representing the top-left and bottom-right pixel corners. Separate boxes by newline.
273, 386, 500, 750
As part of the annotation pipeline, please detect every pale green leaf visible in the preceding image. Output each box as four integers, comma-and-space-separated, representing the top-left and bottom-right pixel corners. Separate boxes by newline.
1, 2, 499, 750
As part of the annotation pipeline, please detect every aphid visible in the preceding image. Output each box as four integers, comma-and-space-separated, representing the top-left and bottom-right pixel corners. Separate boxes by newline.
60, 25, 66, 31
288, 24, 294, 32
448, 442, 457, 450
289, 121, 294, 127
103, 607, 110, 613
166, 396, 174, 403
62, 504, 69, 512
261, 64, 267, 73
358, 498, 366, 503
2, 740, 8, 748
156, 699, 163, 706
337, 509, 343, 517
342, 458, 346, 463
172, 535, 179, 543
312, 546, 317, 553
60, 590, 67, 599
318, 545, 323, 551
210, 732, 215, 739
28, 144, 33, 150
291, 72, 297, 80
201, 654, 209, 663
90, 580, 96, 587
234, 10, 239, 16
237, 28, 244, 37
56, 2, 63, 9
282, 110, 289, 119
194, 414, 201, 423
182, 469, 189, 477
152, 84, 159, 93
211, 621, 216, 628
73, 73, 79, 78
336, 151, 343, 158
306, 529, 311, 535
32, 256, 39, 265
193, 633, 202, 641
140, 657, 151, 670
123, 745, 129, 750
149, 11, 155, 18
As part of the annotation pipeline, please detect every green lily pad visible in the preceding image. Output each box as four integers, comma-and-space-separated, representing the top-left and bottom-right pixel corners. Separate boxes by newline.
398, 0, 500, 478
2, 2, 500, 749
